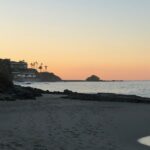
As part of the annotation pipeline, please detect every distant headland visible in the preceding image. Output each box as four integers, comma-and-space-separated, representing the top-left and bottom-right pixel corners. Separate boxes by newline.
10, 60, 62, 82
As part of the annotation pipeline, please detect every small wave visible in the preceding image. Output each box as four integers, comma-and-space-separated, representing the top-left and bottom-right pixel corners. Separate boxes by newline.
138, 136, 150, 147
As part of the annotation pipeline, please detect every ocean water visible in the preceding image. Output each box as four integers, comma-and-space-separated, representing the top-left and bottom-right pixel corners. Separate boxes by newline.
15, 81, 150, 98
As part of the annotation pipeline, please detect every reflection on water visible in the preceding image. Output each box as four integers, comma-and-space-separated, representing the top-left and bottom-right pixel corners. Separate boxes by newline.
138, 136, 150, 147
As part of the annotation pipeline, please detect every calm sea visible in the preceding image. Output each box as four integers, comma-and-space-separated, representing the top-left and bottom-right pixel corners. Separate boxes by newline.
15, 81, 150, 98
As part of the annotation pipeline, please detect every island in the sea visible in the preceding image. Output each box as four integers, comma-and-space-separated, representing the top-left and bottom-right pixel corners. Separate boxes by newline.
86, 75, 101, 81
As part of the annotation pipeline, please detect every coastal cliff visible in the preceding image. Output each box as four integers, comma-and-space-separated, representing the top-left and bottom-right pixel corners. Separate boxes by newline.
38, 72, 62, 82
0, 59, 13, 91
0, 59, 45, 100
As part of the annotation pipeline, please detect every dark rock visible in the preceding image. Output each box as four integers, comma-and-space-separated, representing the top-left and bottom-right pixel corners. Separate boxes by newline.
86, 75, 101, 81
64, 89, 73, 95
38, 72, 62, 82
62, 92, 150, 104
11, 85, 44, 100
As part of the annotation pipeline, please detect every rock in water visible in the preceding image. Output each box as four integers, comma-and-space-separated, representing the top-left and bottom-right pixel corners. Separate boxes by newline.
86, 75, 101, 81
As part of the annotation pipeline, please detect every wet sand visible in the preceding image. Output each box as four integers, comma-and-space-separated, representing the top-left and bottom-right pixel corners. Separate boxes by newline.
0, 94, 150, 150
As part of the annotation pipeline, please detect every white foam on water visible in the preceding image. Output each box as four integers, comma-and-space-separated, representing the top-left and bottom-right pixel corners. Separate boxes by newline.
138, 136, 150, 147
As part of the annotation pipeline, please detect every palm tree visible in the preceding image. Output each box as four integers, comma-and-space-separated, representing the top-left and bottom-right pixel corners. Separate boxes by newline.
33, 62, 36, 69
44, 65, 48, 71
38, 65, 43, 72
35, 61, 38, 69
38, 63, 43, 72
30, 63, 33, 68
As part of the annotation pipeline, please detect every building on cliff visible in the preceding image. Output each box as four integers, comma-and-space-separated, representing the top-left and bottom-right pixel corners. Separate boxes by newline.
11, 60, 28, 71
11, 60, 38, 81
10, 60, 62, 82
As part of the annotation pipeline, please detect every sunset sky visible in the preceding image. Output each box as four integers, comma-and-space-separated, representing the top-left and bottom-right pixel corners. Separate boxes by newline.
0, 0, 150, 80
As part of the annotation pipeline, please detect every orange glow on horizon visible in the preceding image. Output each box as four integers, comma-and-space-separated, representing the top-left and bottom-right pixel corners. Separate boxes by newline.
0, 1, 150, 80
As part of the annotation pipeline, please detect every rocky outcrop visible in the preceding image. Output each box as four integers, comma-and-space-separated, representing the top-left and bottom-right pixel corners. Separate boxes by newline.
0, 59, 46, 100
38, 72, 62, 82
0, 86, 45, 101
86, 75, 101, 81
62, 90, 150, 104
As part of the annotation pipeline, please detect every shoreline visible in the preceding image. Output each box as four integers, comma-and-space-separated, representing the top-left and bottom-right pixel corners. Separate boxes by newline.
51, 89, 150, 104
0, 94, 149, 149
2, 84, 150, 104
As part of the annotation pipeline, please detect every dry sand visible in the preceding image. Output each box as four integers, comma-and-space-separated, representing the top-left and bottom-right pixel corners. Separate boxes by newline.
0, 94, 150, 150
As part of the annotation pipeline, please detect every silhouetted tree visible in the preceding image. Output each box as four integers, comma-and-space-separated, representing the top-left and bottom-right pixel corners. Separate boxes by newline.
44, 65, 48, 71
30, 63, 33, 68
35, 61, 38, 69
38, 63, 43, 72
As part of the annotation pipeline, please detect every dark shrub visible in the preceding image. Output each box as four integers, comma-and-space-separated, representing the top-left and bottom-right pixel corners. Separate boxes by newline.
0, 59, 13, 90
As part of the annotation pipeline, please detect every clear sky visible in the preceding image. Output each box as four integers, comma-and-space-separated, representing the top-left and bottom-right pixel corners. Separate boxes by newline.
0, 0, 150, 80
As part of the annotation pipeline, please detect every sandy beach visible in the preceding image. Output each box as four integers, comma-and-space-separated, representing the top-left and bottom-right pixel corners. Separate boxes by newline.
0, 94, 150, 150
